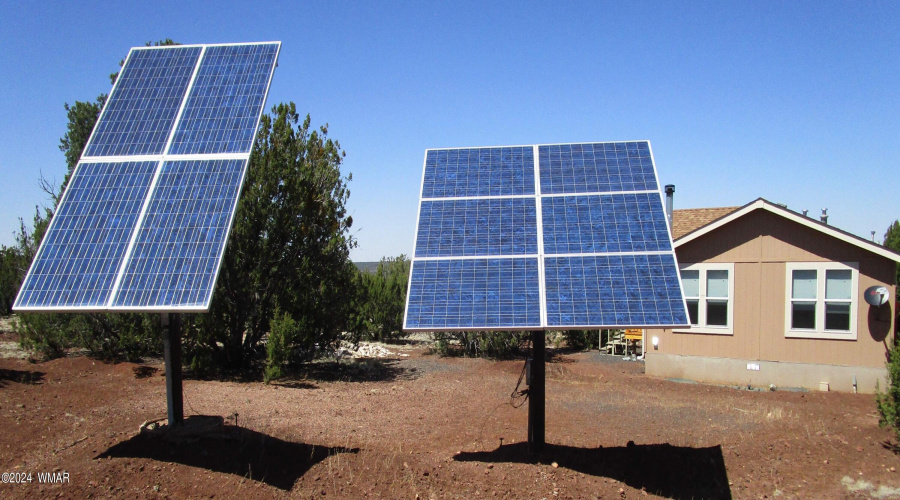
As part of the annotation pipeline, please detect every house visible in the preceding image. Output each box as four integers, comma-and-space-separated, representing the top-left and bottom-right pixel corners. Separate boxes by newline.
645, 198, 900, 393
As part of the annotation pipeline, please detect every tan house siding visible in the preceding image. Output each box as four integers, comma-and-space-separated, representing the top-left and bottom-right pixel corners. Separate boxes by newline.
736, 261, 763, 362
756, 262, 784, 363
647, 207, 897, 392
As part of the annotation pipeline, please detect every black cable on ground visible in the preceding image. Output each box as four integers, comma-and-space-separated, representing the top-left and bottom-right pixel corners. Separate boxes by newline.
509, 356, 529, 408
475, 340, 532, 449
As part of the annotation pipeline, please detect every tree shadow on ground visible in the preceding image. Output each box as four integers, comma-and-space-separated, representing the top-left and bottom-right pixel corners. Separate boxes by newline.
269, 380, 320, 390
881, 440, 900, 455
544, 349, 576, 364
0, 368, 44, 387
97, 421, 359, 491
298, 358, 413, 383
455, 441, 731, 500
184, 358, 415, 386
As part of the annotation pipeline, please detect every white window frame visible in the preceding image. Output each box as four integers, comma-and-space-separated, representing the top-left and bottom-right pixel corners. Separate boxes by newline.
675, 263, 735, 335
784, 262, 859, 340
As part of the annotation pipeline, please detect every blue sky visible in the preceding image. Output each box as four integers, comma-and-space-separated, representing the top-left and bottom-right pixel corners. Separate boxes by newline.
1, 1, 897, 261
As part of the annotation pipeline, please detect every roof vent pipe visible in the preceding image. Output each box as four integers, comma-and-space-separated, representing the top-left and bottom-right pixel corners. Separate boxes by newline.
664, 184, 675, 229
802, 209, 808, 217
820, 208, 828, 225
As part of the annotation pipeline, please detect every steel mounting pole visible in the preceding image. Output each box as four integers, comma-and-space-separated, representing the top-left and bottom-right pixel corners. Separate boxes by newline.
528, 330, 545, 453
162, 313, 184, 426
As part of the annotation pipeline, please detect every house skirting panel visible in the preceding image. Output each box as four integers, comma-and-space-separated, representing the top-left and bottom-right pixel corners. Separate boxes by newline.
645, 353, 888, 394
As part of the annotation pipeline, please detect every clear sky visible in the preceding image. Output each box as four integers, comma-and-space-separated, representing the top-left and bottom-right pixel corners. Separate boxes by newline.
1, 1, 898, 262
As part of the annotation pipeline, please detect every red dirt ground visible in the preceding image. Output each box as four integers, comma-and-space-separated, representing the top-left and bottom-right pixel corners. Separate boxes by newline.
1, 332, 900, 499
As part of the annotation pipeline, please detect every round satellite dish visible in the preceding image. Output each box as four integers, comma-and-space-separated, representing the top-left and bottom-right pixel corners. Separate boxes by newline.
864, 286, 890, 307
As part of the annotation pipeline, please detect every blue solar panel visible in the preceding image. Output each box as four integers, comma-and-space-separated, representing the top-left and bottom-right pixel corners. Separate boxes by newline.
541, 192, 671, 255
405, 258, 541, 329
13, 162, 157, 309
415, 198, 538, 257
405, 141, 689, 330
168, 43, 279, 155
14, 42, 280, 312
421, 147, 535, 198
544, 254, 688, 327
539, 142, 657, 194
84, 47, 201, 157
112, 159, 247, 309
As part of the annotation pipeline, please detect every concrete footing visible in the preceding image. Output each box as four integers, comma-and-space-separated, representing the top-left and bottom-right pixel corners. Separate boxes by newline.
646, 353, 888, 393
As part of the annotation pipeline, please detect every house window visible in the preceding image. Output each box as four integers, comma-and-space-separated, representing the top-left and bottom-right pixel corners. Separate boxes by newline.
785, 262, 858, 340
676, 263, 734, 335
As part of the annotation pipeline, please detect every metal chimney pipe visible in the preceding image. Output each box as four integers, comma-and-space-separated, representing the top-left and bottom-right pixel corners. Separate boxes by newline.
802, 209, 808, 217
820, 208, 828, 225
664, 184, 675, 229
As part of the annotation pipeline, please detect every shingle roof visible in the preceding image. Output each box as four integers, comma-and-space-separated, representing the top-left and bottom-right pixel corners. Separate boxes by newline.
672, 207, 741, 240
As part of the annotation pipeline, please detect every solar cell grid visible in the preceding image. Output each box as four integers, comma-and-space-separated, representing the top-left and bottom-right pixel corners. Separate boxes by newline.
14, 42, 280, 312
541, 192, 671, 255
421, 146, 534, 198
543, 254, 687, 327
415, 198, 538, 257
168, 43, 279, 155
84, 47, 201, 157
112, 159, 247, 309
405, 258, 541, 329
538, 142, 657, 194
13, 161, 157, 309
405, 141, 689, 331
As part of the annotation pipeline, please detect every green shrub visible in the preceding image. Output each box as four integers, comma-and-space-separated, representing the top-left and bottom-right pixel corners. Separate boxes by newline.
188, 349, 216, 378
430, 331, 529, 359
79, 314, 159, 362
15, 313, 79, 360
876, 337, 900, 441
562, 330, 600, 351
351, 256, 410, 342
477, 331, 529, 358
264, 312, 301, 383
16, 312, 160, 362
432, 337, 452, 356
0, 247, 24, 315
1, 212, 48, 316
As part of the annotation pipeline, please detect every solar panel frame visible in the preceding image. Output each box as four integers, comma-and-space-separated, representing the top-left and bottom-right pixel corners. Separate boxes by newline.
14, 42, 281, 313
403, 141, 691, 331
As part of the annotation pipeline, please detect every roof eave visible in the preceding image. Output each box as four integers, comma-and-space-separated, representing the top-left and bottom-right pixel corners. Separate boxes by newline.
673, 198, 900, 264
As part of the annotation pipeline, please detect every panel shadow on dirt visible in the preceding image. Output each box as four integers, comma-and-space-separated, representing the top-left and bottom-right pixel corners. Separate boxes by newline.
455, 441, 731, 500
97, 423, 359, 491
0, 368, 44, 387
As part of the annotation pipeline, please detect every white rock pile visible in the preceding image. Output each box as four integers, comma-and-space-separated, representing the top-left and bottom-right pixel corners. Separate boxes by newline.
337, 341, 410, 359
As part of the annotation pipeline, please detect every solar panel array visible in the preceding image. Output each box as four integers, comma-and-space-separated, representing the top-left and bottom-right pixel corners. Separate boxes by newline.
404, 141, 690, 330
14, 42, 280, 312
